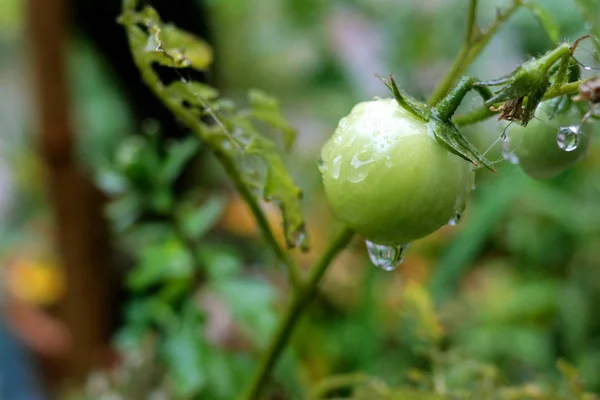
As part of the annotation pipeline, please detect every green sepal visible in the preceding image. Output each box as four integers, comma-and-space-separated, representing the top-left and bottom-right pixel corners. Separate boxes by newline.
377, 75, 431, 122
475, 44, 570, 126
428, 118, 496, 172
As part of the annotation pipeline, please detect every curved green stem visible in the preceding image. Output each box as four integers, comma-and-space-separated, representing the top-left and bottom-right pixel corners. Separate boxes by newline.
241, 225, 355, 400
429, 0, 521, 105
123, 17, 301, 288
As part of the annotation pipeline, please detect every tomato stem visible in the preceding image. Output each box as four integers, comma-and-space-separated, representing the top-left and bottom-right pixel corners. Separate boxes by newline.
241, 225, 355, 400
121, 3, 302, 289
429, 0, 522, 105
453, 77, 596, 127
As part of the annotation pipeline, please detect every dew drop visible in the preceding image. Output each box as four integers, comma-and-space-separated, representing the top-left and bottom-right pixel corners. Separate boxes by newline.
448, 212, 462, 226
373, 130, 381, 137
556, 126, 580, 152
384, 155, 393, 168
365, 240, 409, 271
350, 153, 374, 169
347, 170, 368, 183
331, 155, 342, 179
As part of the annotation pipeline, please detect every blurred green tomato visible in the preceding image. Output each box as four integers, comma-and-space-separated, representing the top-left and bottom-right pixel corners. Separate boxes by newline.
505, 101, 593, 180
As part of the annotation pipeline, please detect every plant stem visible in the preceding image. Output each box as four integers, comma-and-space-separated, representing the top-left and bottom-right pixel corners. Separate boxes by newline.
122, 13, 302, 289
453, 78, 593, 127
429, 0, 522, 105
241, 225, 355, 400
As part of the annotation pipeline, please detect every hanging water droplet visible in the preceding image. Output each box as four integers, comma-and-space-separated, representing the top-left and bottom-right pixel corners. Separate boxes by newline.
365, 240, 409, 271
331, 155, 342, 179
556, 126, 580, 152
448, 211, 462, 226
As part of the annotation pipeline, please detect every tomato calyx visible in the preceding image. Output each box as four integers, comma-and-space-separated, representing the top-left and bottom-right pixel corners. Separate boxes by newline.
378, 75, 496, 172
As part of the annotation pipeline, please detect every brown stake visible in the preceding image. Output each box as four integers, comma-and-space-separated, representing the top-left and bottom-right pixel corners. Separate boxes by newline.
25, 0, 116, 390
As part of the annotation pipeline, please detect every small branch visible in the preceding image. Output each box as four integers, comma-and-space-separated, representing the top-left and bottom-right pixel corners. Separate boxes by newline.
453, 78, 594, 127
123, 20, 302, 289
241, 225, 355, 400
429, 0, 521, 105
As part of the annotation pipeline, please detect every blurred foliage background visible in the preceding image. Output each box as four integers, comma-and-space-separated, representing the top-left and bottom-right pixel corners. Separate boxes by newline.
2, 0, 600, 399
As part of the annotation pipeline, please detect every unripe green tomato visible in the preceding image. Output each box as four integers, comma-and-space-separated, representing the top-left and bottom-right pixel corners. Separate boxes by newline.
506, 101, 592, 180
320, 98, 474, 246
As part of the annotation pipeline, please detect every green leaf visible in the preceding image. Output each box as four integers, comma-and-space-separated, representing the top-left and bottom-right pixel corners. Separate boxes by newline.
105, 194, 143, 232
121, 2, 309, 251
137, 6, 213, 70
127, 236, 193, 291
160, 136, 201, 184
162, 305, 207, 397
212, 278, 277, 347
523, 2, 560, 44
178, 195, 225, 239
165, 81, 309, 251
247, 89, 296, 150
197, 245, 242, 280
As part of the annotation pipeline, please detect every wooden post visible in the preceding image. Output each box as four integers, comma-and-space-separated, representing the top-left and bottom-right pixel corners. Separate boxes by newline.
25, 0, 115, 388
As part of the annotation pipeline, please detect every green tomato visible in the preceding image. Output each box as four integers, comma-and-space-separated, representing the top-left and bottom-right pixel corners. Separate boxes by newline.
320, 98, 474, 246
506, 101, 592, 180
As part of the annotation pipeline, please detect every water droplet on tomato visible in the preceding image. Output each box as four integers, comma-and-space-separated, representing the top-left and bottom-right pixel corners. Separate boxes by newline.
331, 155, 342, 179
365, 240, 408, 271
350, 153, 374, 169
557, 126, 580, 152
448, 211, 462, 226
384, 155, 393, 168
347, 170, 368, 183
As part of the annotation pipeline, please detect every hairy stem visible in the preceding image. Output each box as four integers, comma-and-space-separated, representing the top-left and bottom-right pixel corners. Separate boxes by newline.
453, 78, 593, 127
429, 0, 521, 105
123, 17, 301, 288
241, 225, 355, 400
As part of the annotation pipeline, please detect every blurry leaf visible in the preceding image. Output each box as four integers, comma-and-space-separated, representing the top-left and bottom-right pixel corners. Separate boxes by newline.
523, 2, 560, 44
121, 2, 309, 251
429, 171, 527, 303
95, 168, 129, 196
179, 195, 225, 239
166, 81, 308, 251
162, 305, 207, 397
558, 359, 586, 395
398, 282, 442, 351
247, 89, 296, 150
166, 81, 219, 104
159, 24, 213, 70
574, 0, 600, 54
161, 136, 201, 184
128, 237, 193, 291
115, 135, 161, 189
149, 187, 173, 214
137, 6, 213, 70
105, 194, 143, 232
197, 244, 242, 280
211, 278, 277, 346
